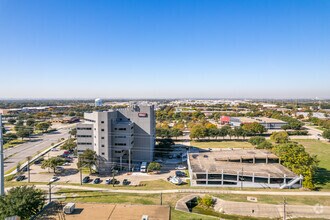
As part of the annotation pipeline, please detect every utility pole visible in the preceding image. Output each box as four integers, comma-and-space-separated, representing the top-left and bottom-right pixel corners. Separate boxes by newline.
283, 197, 287, 220
0, 114, 4, 196
27, 156, 31, 183
48, 182, 52, 203
160, 192, 163, 205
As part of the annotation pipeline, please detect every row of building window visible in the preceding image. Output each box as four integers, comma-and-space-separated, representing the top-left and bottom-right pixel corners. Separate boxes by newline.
77, 142, 92, 145
77, 135, 92, 138
115, 143, 127, 146
77, 127, 92, 130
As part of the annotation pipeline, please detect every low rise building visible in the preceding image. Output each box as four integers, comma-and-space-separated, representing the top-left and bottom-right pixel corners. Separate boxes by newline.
187, 149, 302, 188
228, 117, 288, 129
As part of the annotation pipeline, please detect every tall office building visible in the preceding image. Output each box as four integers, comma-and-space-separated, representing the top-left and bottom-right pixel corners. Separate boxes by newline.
76, 105, 155, 173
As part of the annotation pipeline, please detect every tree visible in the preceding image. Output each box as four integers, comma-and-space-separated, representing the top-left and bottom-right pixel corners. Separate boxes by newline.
78, 149, 97, 174
155, 138, 174, 156
219, 126, 230, 139
69, 128, 77, 138
41, 157, 65, 173
35, 121, 52, 132
26, 118, 35, 127
147, 162, 161, 172
190, 124, 206, 140
256, 140, 273, 149
249, 136, 266, 146
16, 126, 33, 140
170, 128, 183, 139
273, 143, 318, 189
322, 129, 330, 141
234, 127, 245, 139
60, 138, 76, 151
7, 118, 16, 125
270, 131, 289, 143
242, 122, 267, 135
0, 186, 45, 220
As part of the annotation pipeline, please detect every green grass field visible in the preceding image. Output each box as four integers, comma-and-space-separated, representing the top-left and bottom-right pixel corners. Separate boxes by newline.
296, 139, 330, 190
191, 141, 254, 149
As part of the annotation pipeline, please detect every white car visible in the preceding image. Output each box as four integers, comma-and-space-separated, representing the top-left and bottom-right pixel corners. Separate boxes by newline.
169, 176, 183, 185
49, 176, 60, 182
63, 162, 70, 166
175, 165, 187, 170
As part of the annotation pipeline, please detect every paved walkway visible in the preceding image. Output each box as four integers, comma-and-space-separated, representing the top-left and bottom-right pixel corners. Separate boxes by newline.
214, 198, 330, 219
6, 184, 330, 196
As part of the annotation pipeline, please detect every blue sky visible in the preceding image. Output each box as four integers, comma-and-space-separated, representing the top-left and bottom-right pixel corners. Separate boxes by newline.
0, 0, 329, 99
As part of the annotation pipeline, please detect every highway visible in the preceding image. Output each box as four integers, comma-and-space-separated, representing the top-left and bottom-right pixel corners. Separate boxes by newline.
3, 125, 72, 173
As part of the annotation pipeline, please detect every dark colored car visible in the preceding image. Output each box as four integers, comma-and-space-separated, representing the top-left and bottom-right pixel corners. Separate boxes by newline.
93, 178, 101, 184
175, 171, 186, 177
16, 175, 25, 181
123, 179, 130, 185
34, 158, 44, 165
82, 176, 90, 183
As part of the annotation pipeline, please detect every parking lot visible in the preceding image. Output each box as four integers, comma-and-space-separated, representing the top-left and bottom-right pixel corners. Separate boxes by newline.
15, 147, 188, 186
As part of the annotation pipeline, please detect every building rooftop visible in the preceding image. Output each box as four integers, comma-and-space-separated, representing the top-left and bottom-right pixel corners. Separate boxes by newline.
37, 203, 170, 220
189, 150, 296, 178
233, 117, 286, 124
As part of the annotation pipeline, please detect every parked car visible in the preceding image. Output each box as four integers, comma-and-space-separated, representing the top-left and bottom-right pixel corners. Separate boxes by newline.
82, 176, 90, 183
16, 175, 25, 181
175, 165, 187, 170
105, 178, 119, 185
169, 176, 183, 185
175, 170, 186, 177
123, 179, 130, 185
49, 176, 60, 183
34, 158, 44, 165
154, 159, 163, 163
63, 162, 70, 166
93, 178, 101, 184
51, 148, 59, 151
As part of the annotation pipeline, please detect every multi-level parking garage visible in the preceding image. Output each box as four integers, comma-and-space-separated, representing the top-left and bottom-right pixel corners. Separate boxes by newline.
187, 149, 302, 188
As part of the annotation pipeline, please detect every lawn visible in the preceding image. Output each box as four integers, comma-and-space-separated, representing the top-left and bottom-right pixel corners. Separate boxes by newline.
296, 139, 330, 190
191, 140, 254, 149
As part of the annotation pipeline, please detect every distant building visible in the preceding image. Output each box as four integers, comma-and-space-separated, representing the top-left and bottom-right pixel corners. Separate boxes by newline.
223, 117, 288, 129
95, 98, 103, 107
76, 105, 155, 173
187, 149, 302, 188
220, 116, 231, 125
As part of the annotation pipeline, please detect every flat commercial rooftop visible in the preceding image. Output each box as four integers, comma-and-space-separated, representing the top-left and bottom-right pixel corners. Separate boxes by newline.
39, 203, 170, 220
189, 150, 296, 178
234, 117, 287, 124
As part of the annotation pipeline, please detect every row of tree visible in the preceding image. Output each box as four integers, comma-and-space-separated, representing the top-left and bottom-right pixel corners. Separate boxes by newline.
189, 123, 267, 140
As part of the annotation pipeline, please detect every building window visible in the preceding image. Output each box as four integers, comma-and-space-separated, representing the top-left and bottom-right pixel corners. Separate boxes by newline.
101, 152, 105, 155
101, 121, 104, 124
102, 145, 105, 147
101, 137, 105, 139
118, 128, 126, 131
101, 129, 104, 131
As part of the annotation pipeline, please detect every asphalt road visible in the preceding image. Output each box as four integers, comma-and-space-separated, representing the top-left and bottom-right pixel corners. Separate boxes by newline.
3, 126, 72, 173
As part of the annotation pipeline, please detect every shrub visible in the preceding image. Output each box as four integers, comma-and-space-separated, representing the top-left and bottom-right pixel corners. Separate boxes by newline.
147, 162, 161, 172
198, 195, 215, 208
249, 136, 266, 146
270, 131, 289, 143
256, 141, 273, 149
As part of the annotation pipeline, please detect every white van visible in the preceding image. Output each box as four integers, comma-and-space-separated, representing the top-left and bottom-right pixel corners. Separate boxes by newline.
140, 162, 147, 173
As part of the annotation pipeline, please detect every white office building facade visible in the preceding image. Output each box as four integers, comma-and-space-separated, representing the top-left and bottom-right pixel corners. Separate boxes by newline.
76, 105, 155, 173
